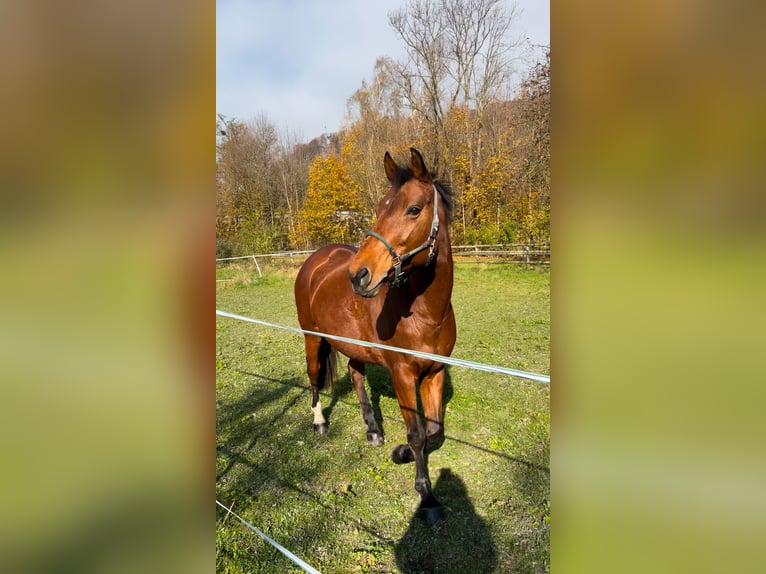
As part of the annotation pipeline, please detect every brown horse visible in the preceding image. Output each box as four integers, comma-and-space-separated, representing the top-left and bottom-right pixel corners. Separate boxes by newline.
294, 148, 456, 523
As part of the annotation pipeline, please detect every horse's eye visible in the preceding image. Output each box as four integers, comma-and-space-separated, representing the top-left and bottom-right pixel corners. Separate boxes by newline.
406, 206, 422, 217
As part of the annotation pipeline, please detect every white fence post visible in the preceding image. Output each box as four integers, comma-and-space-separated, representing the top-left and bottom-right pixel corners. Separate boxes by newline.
251, 255, 263, 278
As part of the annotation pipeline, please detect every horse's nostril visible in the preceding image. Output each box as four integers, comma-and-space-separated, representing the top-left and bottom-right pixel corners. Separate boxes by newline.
355, 267, 370, 288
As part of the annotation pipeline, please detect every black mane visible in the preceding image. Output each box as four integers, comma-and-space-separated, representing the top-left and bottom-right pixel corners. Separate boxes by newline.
391, 166, 455, 223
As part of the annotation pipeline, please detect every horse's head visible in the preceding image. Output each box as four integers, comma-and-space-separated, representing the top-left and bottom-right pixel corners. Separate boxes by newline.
348, 148, 442, 298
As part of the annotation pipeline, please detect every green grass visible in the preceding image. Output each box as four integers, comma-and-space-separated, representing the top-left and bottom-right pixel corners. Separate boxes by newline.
216, 262, 549, 573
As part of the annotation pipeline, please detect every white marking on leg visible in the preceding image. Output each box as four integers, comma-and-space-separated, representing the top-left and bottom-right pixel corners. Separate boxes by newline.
312, 400, 326, 425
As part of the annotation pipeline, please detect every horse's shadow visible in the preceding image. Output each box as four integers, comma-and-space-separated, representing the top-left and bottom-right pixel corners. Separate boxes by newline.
324, 364, 454, 441
395, 467, 498, 574
217, 371, 308, 483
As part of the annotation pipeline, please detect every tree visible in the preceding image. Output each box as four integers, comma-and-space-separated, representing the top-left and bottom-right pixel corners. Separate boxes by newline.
388, 0, 449, 165
510, 49, 550, 243
387, 0, 522, 243
294, 155, 366, 248
343, 58, 425, 215
216, 114, 303, 252
274, 128, 314, 249
388, 0, 519, 169
214, 9, 549, 253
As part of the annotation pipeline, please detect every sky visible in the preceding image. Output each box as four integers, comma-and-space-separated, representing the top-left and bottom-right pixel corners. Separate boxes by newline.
217, 0, 549, 141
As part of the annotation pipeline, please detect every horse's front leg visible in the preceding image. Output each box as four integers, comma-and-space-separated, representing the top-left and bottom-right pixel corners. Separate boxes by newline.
390, 365, 442, 524
419, 366, 446, 454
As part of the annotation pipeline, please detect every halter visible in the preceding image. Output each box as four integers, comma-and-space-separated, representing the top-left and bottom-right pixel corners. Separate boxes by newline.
364, 184, 440, 288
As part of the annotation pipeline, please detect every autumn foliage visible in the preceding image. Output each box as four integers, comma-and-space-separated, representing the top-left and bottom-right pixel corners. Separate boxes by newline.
216, 1, 549, 254
292, 154, 365, 248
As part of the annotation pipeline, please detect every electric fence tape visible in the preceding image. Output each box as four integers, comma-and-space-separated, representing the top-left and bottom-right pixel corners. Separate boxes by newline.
216, 499, 322, 574
216, 309, 550, 384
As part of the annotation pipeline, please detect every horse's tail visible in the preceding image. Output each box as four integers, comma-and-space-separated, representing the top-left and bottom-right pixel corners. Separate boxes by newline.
316, 338, 337, 391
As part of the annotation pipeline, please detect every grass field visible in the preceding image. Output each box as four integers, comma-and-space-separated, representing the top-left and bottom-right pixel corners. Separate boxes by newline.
216, 262, 550, 573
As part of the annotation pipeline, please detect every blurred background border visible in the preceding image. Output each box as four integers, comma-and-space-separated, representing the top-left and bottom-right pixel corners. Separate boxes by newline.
1, 1, 764, 571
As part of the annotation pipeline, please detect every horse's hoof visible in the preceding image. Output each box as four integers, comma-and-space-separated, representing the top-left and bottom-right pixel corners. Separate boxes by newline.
366, 432, 384, 446
391, 444, 414, 464
419, 504, 444, 525
313, 423, 328, 435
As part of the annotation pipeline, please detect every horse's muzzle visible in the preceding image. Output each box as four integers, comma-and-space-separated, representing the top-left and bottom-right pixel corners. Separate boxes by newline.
349, 267, 381, 298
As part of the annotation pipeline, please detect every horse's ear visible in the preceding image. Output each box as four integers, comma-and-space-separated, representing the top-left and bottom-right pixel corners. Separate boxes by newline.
410, 147, 432, 182
384, 152, 398, 183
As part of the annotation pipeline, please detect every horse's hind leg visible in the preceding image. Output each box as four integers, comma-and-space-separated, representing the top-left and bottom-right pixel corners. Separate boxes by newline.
348, 359, 384, 446
303, 335, 329, 435
311, 384, 328, 435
